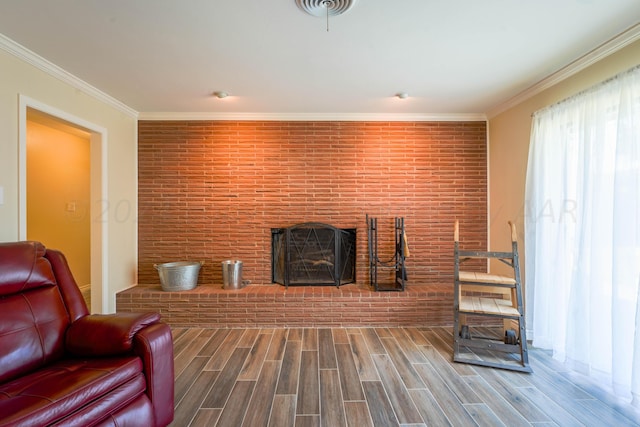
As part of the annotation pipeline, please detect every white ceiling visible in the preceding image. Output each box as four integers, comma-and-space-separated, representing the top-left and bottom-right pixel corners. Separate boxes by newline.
1, 0, 639, 118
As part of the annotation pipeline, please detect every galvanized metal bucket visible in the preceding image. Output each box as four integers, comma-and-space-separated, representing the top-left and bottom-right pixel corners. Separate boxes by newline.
221, 260, 245, 290
154, 261, 204, 291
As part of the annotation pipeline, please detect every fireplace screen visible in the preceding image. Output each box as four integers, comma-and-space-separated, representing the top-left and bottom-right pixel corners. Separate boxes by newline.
271, 222, 356, 288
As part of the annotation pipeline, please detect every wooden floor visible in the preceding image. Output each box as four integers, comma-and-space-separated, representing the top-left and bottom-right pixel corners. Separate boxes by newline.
170, 327, 640, 427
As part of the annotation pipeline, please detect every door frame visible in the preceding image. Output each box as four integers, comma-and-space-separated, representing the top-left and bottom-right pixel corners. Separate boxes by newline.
18, 95, 109, 313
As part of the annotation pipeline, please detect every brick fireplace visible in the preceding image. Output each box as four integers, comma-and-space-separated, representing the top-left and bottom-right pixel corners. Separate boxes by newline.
118, 120, 488, 328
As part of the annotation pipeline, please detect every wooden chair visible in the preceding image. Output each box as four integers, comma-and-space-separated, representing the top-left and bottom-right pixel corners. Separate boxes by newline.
453, 220, 531, 372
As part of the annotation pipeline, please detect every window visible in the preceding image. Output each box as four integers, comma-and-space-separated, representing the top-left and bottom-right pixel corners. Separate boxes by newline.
525, 65, 640, 404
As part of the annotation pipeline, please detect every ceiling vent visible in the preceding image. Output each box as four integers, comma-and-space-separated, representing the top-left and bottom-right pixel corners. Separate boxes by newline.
295, 0, 358, 17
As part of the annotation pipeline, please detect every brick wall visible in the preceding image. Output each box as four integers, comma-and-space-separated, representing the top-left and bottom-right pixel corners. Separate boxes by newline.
137, 120, 487, 288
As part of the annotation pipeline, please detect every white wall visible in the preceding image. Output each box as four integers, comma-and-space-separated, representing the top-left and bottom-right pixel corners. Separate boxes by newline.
0, 41, 138, 313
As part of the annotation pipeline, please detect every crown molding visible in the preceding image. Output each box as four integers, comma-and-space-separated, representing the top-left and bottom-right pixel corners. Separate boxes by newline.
138, 111, 487, 122
0, 33, 138, 119
487, 23, 640, 118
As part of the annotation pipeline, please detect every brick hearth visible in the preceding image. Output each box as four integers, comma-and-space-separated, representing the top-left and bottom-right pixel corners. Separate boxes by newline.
116, 283, 453, 328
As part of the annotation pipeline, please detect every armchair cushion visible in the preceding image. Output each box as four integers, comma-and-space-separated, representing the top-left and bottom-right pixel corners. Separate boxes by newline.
0, 357, 146, 427
0, 241, 56, 296
66, 312, 161, 357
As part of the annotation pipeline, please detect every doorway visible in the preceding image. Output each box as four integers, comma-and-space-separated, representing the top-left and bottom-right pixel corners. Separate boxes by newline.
27, 110, 91, 306
19, 96, 107, 313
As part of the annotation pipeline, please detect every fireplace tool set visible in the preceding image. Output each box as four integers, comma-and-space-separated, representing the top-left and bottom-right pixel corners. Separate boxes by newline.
366, 215, 408, 291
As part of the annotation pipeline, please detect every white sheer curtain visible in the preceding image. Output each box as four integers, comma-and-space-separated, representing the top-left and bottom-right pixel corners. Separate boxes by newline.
525, 65, 640, 403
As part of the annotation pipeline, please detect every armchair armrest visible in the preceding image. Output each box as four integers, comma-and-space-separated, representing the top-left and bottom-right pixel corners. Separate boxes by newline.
66, 312, 161, 357
134, 322, 175, 426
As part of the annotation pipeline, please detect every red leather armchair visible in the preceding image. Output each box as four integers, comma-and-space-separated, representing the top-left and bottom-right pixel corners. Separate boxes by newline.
0, 241, 174, 427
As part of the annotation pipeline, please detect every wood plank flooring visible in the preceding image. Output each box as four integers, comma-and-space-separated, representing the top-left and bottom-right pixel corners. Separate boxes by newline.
170, 327, 640, 427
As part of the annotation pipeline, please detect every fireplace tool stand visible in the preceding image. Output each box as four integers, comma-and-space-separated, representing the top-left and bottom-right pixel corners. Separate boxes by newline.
366, 215, 407, 291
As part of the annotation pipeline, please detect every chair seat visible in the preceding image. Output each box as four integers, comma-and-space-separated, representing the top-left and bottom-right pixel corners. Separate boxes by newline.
459, 271, 516, 285
0, 357, 145, 427
459, 296, 520, 317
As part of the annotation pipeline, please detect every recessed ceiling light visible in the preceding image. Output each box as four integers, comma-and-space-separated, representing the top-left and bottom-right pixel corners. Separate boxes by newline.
213, 91, 228, 99
395, 92, 409, 99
